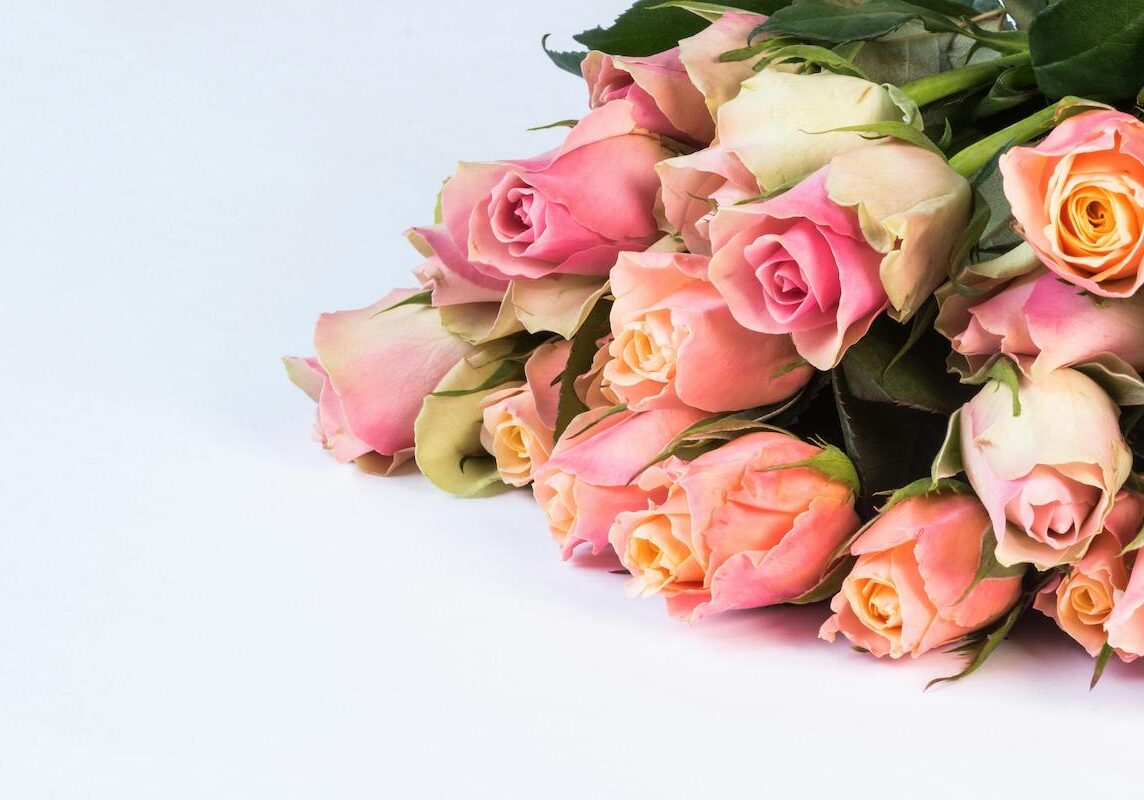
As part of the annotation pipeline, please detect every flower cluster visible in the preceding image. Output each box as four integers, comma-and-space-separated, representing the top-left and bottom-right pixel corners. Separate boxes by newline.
287, 1, 1144, 685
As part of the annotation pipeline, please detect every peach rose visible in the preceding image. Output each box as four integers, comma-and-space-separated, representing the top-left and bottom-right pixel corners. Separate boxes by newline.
1001, 110, 1144, 298
939, 266, 1144, 379
433, 102, 669, 282
1035, 492, 1144, 658
709, 143, 971, 369
532, 406, 707, 558
608, 432, 861, 621
284, 289, 475, 473
959, 367, 1132, 569
573, 334, 622, 410
603, 251, 813, 412
820, 491, 1023, 658
582, 48, 714, 147
479, 341, 569, 487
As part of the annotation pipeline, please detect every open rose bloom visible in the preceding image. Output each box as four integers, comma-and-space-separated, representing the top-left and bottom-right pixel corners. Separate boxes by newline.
821, 491, 1023, 658
286, 3, 1144, 684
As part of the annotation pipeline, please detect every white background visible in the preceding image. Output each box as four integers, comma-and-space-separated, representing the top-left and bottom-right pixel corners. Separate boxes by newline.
3, 2, 1142, 798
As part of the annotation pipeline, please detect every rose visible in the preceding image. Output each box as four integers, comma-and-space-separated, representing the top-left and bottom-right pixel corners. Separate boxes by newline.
1001, 109, 1144, 299
1106, 499, 1144, 657
582, 48, 714, 147
1034, 492, 1144, 658
958, 367, 1132, 569
677, 12, 767, 115
479, 341, 569, 487
603, 251, 813, 412
656, 70, 920, 256
284, 289, 475, 473
430, 102, 669, 283
709, 142, 971, 369
573, 334, 622, 411
938, 265, 1144, 379
820, 491, 1023, 658
406, 224, 509, 308
608, 432, 861, 621
532, 406, 707, 558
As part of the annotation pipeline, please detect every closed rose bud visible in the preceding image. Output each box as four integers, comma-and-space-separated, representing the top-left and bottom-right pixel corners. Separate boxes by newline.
435, 103, 669, 283
582, 48, 714, 147
959, 367, 1132, 569
479, 341, 569, 487
284, 289, 475, 474
709, 142, 971, 369
532, 406, 707, 558
939, 266, 1144, 379
603, 251, 813, 412
1034, 493, 1144, 658
1001, 110, 1144, 299
608, 432, 861, 621
820, 491, 1024, 658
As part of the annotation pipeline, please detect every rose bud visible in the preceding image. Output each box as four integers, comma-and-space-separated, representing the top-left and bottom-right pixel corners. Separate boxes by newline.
958, 367, 1132, 569
1035, 492, 1144, 658
709, 142, 971, 369
820, 491, 1023, 659
938, 265, 1144, 379
284, 289, 475, 474
479, 341, 569, 487
532, 406, 707, 558
1001, 110, 1144, 299
656, 146, 760, 256
603, 251, 813, 413
433, 102, 669, 283
582, 48, 714, 147
406, 224, 509, 308
608, 431, 861, 622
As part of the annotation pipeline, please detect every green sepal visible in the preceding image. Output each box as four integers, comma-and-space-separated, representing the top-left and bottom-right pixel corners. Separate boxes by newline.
762, 444, 861, 495
376, 289, 432, 314
982, 356, 1022, 417
527, 119, 579, 132
1091, 643, 1115, 690
808, 121, 944, 159
878, 476, 972, 513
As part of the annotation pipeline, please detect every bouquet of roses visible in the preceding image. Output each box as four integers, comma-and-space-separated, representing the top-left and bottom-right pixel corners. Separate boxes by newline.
286, 0, 1144, 685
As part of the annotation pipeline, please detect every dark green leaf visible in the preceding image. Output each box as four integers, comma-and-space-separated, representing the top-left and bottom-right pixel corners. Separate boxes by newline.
1001, 0, 1048, 31
973, 64, 1040, 118
541, 34, 587, 76
554, 298, 612, 439
1030, 0, 1144, 101
755, 0, 962, 45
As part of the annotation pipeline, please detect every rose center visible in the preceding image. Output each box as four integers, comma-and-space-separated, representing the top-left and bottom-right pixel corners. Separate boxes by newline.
613, 309, 681, 384
855, 578, 903, 632
1066, 576, 1113, 625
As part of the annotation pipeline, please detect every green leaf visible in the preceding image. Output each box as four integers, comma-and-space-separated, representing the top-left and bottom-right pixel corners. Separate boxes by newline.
376, 289, 432, 314
930, 409, 964, 481
1001, 0, 1048, 30
541, 34, 587, 76
926, 570, 1054, 689
1091, 642, 1114, 689
755, 0, 963, 44
429, 359, 524, 398
973, 64, 1040, 118
653, 0, 789, 22
527, 119, 579, 132
754, 44, 870, 78
832, 369, 952, 503
955, 525, 1026, 603
789, 556, 855, 604
1030, 0, 1144, 101
810, 121, 945, 159
553, 298, 612, 439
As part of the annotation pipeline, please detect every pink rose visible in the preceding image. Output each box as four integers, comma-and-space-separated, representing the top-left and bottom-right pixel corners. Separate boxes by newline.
820, 492, 1023, 658
1001, 110, 1144, 299
1035, 492, 1144, 658
573, 334, 622, 410
285, 289, 475, 472
479, 341, 569, 487
434, 102, 669, 282
603, 251, 812, 412
709, 143, 970, 369
939, 266, 1144, 379
532, 406, 707, 558
608, 432, 861, 621
656, 146, 759, 256
582, 48, 714, 147
959, 367, 1132, 569
677, 12, 767, 114
1106, 497, 1144, 656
